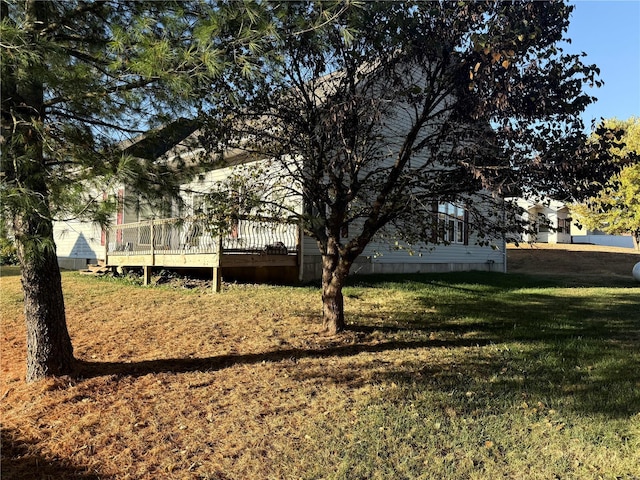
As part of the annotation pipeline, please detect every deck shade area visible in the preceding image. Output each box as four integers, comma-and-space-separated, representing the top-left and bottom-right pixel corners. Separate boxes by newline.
105, 216, 301, 290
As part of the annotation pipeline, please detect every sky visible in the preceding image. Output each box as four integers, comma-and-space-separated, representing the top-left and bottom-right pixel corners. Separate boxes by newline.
565, 1, 640, 129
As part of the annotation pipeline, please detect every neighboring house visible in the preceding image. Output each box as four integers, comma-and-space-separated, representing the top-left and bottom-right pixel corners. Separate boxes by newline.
513, 198, 572, 244
511, 197, 635, 248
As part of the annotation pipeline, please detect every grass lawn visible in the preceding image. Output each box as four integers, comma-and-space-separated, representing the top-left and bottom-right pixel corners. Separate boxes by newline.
1, 264, 639, 479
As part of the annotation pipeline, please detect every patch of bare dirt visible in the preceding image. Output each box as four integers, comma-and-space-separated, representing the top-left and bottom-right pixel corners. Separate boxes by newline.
507, 243, 640, 277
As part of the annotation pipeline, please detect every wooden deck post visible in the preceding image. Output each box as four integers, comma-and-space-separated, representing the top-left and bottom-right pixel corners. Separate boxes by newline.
143, 266, 150, 286
150, 219, 155, 265
298, 218, 304, 283
144, 219, 155, 286
212, 235, 222, 293
104, 228, 110, 266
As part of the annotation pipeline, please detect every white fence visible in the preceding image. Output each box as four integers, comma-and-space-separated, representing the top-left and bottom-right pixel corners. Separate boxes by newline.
571, 235, 635, 249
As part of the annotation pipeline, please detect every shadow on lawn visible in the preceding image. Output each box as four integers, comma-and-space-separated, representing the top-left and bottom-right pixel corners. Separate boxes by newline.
387, 341, 639, 418
363, 282, 640, 418
0, 265, 21, 278
78, 271, 639, 419
1, 428, 107, 480
75, 337, 492, 379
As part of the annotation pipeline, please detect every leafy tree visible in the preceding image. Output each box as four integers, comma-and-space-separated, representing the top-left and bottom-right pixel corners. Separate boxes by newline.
571, 118, 640, 249
204, 1, 619, 334
0, 0, 285, 381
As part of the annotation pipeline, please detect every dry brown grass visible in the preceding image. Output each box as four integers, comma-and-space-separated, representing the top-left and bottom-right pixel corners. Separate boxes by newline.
1, 270, 415, 479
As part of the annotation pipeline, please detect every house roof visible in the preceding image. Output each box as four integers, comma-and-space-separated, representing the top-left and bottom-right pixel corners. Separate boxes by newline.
509, 196, 570, 213
121, 118, 201, 161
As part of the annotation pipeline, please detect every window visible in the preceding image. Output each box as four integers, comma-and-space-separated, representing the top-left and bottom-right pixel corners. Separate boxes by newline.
557, 217, 571, 234
436, 203, 467, 244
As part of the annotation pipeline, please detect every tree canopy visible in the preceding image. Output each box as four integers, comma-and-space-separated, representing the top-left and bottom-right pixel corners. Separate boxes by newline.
202, 1, 618, 333
571, 117, 640, 248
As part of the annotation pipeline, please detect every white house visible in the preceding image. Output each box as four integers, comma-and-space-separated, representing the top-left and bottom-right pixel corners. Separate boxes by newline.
178, 155, 507, 282
513, 197, 572, 244
53, 141, 507, 283
509, 197, 635, 248
54, 61, 509, 283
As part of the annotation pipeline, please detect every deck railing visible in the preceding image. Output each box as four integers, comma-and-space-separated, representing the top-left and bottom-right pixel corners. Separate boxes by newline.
105, 215, 299, 257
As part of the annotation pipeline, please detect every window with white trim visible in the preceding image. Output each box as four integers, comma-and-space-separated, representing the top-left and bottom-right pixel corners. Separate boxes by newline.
437, 203, 467, 244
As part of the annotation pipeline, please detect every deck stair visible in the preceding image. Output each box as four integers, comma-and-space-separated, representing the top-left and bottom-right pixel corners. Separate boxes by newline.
79, 262, 110, 276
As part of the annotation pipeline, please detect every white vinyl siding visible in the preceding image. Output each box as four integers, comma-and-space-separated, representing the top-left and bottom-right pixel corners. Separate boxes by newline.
53, 219, 105, 268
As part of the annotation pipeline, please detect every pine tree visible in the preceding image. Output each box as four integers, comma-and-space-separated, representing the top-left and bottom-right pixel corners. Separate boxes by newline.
0, 0, 274, 381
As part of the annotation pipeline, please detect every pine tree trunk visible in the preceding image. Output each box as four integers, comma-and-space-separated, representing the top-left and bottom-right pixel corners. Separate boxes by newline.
15, 215, 75, 382
9, 0, 75, 382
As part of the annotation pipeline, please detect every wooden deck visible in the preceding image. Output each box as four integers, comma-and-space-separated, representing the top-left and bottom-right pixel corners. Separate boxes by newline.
105, 216, 301, 291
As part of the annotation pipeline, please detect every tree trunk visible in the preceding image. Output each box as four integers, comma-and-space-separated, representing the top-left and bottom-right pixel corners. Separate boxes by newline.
322, 274, 345, 335
321, 245, 351, 335
15, 215, 75, 382
8, 0, 75, 382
